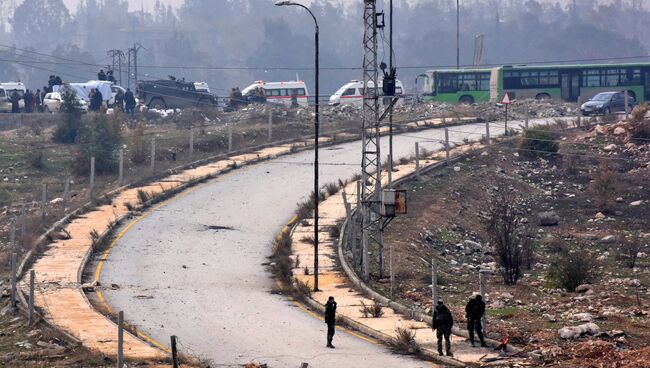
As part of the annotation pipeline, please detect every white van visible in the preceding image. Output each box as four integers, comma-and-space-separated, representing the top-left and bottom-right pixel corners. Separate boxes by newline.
0, 82, 27, 112
242, 80, 309, 107
329, 79, 405, 107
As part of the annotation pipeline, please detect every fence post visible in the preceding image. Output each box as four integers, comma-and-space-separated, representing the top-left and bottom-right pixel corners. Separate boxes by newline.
28, 270, 35, 324
150, 137, 156, 173
444, 128, 450, 164
89, 157, 95, 199
10, 221, 16, 251
415, 142, 420, 177
485, 122, 490, 146
576, 96, 582, 128
479, 270, 487, 335
431, 258, 437, 311
63, 176, 70, 208
118, 149, 124, 186
525, 106, 530, 129
117, 311, 124, 368
41, 183, 47, 216
20, 203, 26, 244
228, 123, 233, 152
189, 128, 194, 157
10, 253, 16, 309
171, 335, 179, 368
268, 109, 273, 141
624, 90, 629, 121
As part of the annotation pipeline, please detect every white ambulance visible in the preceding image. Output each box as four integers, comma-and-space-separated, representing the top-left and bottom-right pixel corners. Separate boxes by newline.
241, 80, 309, 107
0, 82, 27, 112
328, 79, 405, 107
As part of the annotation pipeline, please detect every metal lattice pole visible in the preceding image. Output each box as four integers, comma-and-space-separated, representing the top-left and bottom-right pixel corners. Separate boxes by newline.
360, 0, 383, 281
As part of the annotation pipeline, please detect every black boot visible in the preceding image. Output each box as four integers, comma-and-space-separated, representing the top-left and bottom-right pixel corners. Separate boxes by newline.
438, 349, 444, 356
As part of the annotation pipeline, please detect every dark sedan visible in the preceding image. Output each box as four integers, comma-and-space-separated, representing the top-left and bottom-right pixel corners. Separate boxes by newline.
581, 91, 636, 116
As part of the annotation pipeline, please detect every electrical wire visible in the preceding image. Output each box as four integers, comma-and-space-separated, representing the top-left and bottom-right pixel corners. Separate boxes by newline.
2, 42, 650, 71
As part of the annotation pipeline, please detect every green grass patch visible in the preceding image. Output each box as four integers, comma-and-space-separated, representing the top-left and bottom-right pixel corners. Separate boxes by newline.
486, 306, 520, 319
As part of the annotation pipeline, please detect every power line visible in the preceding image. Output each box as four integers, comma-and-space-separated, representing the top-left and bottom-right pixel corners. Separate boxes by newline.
1, 42, 649, 72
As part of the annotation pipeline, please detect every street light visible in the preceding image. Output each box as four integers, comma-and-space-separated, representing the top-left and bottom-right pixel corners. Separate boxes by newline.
276, 0, 320, 292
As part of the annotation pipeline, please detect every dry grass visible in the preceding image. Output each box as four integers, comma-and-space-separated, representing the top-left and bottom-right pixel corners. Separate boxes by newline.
390, 327, 421, 355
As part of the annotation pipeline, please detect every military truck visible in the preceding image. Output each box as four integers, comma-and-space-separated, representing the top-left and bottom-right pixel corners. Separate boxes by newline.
136, 78, 217, 109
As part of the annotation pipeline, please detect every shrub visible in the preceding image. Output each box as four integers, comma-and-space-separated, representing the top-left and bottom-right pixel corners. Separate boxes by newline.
592, 162, 617, 212
620, 234, 642, 269
129, 123, 147, 164
28, 150, 45, 170
630, 103, 649, 124
294, 278, 312, 298
324, 182, 339, 196
390, 327, 420, 355
136, 189, 150, 204
518, 127, 559, 158
74, 113, 123, 174
546, 250, 594, 291
484, 184, 526, 285
53, 88, 84, 144
359, 300, 384, 318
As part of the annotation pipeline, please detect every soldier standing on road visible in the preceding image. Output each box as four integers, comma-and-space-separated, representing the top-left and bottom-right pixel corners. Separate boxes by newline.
10, 89, 21, 113
23, 89, 33, 113
432, 299, 454, 357
125, 88, 136, 115
325, 296, 337, 348
114, 89, 125, 111
465, 294, 487, 347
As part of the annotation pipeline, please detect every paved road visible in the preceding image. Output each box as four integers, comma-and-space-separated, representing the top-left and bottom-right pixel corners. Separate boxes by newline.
96, 119, 555, 367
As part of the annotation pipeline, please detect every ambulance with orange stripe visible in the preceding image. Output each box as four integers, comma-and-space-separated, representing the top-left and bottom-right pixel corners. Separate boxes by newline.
328, 79, 405, 106
241, 80, 309, 107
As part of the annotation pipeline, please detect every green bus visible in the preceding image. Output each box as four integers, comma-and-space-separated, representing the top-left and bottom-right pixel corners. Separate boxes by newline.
421, 62, 650, 104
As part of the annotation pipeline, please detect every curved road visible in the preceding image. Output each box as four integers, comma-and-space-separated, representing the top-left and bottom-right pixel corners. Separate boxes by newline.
96, 119, 551, 367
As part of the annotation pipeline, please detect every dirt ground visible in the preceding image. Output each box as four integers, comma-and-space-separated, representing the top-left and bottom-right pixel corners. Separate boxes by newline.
374, 118, 650, 366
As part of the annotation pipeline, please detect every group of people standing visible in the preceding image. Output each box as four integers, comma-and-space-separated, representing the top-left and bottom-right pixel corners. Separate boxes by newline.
323, 294, 487, 357
433, 294, 487, 357
8, 88, 46, 113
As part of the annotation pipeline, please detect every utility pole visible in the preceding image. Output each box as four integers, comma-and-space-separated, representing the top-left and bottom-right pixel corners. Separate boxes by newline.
388, 0, 394, 188
128, 43, 144, 90
360, 0, 382, 281
456, 0, 460, 69
107, 49, 126, 85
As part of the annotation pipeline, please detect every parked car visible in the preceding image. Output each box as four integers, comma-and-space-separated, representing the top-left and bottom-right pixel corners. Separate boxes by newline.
136, 78, 217, 110
581, 91, 635, 116
43, 92, 88, 113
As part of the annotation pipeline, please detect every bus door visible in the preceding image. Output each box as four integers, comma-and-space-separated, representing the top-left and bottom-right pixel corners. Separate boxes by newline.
560, 72, 580, 102
644, 70, 650, 101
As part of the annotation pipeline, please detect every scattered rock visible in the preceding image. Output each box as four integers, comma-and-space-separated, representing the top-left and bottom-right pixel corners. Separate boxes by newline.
595, 125, 607, 135
616, 197, 624, 203
629, 200, 643, 207
558, 323, 601, 339
571, 312, 594, 322
538, 211, 560, 226
575, 284, 593, 293
603, 144, 617, 152
613, 127, 627, 135
594, 212, 606, 220
600, 235, 616, 244
501, 292, 514, 300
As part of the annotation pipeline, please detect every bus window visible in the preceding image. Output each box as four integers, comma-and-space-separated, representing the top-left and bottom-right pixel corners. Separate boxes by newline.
438, 74, 458, 93
342, 88, 356, 96
0, 90, 5, 98
295, 88, 306, 96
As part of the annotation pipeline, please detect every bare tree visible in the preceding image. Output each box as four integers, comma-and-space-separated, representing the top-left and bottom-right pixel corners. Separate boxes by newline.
484, 183, 526, 285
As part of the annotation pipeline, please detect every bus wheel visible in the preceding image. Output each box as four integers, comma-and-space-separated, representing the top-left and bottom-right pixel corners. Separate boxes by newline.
458, 95, 474, 105
535, 93, 551, 100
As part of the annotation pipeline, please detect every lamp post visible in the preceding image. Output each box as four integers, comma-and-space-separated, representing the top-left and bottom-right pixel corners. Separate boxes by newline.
276, 1, 320, 292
